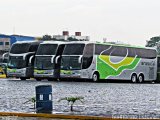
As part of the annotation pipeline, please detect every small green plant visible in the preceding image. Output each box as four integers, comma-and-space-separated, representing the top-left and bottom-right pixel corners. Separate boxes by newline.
58, 96, 84, 111
24, 97, 36, 109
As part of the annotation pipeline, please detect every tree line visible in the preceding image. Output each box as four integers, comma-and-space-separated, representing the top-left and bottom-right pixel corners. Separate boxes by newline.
38, 34, 80, 41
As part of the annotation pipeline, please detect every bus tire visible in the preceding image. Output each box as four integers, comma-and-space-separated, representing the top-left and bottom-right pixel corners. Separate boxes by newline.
20, 77, 26, 80
92, 72, 99, 82
138, 74, 144, 83
131, 74, 137, 83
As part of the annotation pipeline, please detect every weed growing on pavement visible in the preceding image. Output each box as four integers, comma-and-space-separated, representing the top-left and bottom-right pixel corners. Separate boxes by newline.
24, 97, 36, 109
58, 96, 84, 111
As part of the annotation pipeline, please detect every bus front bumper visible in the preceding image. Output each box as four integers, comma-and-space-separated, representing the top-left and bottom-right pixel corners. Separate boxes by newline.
60, 70, 81, 78
7, 68, 26, 77
34, 69, 55, 78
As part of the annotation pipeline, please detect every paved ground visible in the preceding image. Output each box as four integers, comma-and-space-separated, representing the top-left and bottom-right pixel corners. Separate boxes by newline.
0, 79, 160, 119
0, 116, 67, 120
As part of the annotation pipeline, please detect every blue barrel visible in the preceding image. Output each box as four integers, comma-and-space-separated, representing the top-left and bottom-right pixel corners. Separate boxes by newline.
35, 85, 52, 113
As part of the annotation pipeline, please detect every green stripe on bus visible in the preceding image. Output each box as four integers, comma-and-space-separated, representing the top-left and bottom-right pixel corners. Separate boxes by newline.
97, 55, 141, 79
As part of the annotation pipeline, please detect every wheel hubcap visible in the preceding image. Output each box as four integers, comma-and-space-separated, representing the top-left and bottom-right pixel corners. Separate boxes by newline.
93, 74, 97, 81
132, 76, 136, 83
139, 76, 143, 83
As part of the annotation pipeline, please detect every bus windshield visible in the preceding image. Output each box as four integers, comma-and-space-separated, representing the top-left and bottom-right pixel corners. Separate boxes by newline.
8, 56, 26, 69
62, 44, 85, 55
61, 56, 81, 70
10, 43, 30, 54
34, 56, 54, 70
36, 44, 58, 55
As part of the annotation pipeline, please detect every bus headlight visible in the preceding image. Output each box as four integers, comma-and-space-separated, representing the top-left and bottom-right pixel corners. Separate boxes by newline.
21, 68, 26, 74
73, 71, 81, 76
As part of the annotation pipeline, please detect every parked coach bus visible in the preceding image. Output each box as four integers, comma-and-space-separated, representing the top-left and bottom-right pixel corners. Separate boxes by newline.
34, 41, 65, 81
7, 41, 41, 80
60, 41, 157, 83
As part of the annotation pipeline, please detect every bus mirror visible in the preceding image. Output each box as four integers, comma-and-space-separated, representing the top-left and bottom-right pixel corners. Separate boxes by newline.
29, 55, 34, 64
55, 55, 60, 64
23, 52, 35, 60
2, 52, 9, 61
51, 56, 55, 64
78, 56, 82, 63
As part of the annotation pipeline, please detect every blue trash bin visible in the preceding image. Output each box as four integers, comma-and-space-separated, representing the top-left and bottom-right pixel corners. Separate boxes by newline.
35, 85, 52, 113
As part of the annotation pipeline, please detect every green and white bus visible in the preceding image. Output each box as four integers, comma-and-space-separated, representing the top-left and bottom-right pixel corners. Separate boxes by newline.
60, 41, 157, 82
34, 41, 65, 81
7, 41, 41, 80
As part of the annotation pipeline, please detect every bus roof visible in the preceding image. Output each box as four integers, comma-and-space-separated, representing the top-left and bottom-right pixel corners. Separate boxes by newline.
96, 42, 156, 50
14, 40, 41, 44
63, 41, 156, 50
40, 41, 65, 45
62, 41, 95, 44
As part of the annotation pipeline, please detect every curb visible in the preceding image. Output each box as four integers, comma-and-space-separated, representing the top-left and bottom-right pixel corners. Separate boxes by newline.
0, 112, 108, 119
0, 112, 159, 120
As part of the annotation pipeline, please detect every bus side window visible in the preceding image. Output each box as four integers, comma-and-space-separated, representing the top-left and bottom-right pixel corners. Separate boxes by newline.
29, 44, 39, 52
82, 44, 94, 69
110, 46, 127, 57
135, 48, 156, 59
95, 44, 110, 55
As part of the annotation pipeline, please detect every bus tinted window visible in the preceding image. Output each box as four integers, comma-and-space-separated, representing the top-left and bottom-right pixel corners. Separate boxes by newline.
82, 44, 94, 69
127, 47, 136, 57
95, 44, 156, 59
110, 46, 128, 57
8, 56, 26, 68
95, 44, 110, 55
29, 44, 39, 52
98, 46, 127, 57
63, 44, 85, 55
36, 44, 58, 55
83, 44, 94, 56
135, 48, 156, 59
10, 43, 30, 54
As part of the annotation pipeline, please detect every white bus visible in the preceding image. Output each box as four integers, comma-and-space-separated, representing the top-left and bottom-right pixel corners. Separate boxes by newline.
7, 41, 41, 80
34, 41, 65, 81
60, 41, 157, 83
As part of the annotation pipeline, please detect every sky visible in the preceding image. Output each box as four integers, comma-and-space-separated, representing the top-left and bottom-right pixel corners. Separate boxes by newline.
0, 0, 160, 46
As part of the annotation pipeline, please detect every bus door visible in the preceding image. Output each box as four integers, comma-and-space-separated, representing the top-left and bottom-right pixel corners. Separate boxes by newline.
54, 44, 65, 78
157, 56, 160, 82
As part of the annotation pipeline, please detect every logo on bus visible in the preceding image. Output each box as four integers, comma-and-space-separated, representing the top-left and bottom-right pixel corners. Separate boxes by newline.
141, 61, 155, 66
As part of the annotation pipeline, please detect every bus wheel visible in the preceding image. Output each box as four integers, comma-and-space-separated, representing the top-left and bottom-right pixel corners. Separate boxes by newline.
20, 77, 26, 80
131, 74, 137, 83
138, 74, 144, 83
92, 72, 99, 82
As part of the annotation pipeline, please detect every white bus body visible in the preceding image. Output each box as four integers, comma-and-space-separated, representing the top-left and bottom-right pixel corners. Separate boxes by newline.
7, 41, 40, 80
34, 41, 65, 81
60, 41, 157, 83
